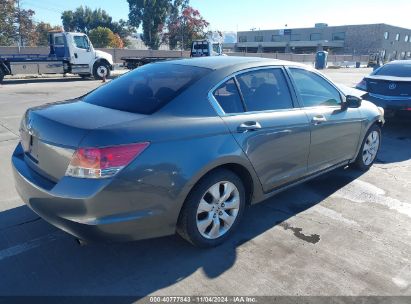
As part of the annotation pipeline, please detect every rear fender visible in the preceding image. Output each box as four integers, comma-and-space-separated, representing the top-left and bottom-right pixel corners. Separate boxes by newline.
114, 133, 264, 231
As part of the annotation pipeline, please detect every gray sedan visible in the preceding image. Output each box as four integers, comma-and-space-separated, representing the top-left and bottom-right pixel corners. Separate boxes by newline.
12, 57, 384, 247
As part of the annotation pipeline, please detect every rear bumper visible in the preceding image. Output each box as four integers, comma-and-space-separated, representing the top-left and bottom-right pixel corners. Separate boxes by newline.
365, 93, 411, 112
11, 143, 177, 242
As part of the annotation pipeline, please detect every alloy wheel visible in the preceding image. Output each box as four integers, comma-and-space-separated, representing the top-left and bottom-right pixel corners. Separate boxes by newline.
362, 130, 380, 166
196, 181, 240, 239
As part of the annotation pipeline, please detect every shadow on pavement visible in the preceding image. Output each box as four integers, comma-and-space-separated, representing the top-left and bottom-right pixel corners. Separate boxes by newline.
377, 119, 411, 164
0, 168, 363, 296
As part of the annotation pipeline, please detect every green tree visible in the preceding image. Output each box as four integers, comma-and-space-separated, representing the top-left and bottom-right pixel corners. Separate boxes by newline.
127, 0, 172, 50
89, 26, 123, 48
62, 6, 105, 34
0, 0, 16, 46
61, 6, 134, 45
36, 22, 62, 46
165, 0, 189, 50
166, 6, 209, 50
0, 0, 37, 46
18, 7, 37, 46
110, 19, 135, 47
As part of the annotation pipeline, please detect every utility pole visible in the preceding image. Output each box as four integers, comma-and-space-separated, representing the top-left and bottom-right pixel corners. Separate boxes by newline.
17, 0, 22, 53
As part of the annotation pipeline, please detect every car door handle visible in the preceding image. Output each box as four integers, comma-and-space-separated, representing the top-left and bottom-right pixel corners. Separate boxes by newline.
311, 115, 327, 125
237, 121, 262, 132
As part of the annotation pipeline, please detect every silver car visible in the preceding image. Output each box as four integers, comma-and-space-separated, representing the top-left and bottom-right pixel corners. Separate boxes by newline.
12, 57, 384, 247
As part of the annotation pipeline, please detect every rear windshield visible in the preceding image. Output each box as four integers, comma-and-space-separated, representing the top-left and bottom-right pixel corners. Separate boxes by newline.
83, 63, 210, 114
374, 63, 411, 77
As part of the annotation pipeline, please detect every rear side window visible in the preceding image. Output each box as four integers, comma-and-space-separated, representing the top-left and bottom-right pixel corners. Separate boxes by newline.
84, 63, 210, 114
54, 36, 65, 45
236, 68, 294, 111
213, 78, 244, 113
289, 68, 341, 107
374, 64, 411, 77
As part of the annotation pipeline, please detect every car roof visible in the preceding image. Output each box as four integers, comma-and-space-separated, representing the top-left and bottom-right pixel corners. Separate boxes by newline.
159, 56, 306, 70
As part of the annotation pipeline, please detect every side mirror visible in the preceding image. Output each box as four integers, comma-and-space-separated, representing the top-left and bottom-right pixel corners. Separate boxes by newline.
343, 95, 362, 109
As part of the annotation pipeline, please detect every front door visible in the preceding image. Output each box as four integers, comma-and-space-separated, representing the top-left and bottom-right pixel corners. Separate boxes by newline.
288, 67, 363, 173
211, 67, 311, 192
70, 34, 94, 66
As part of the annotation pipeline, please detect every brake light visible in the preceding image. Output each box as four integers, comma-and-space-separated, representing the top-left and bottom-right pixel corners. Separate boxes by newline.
65, 142, 150, 178
356, 79, 367, 91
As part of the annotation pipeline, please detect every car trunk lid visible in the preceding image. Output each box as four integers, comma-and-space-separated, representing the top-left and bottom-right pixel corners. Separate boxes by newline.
20, 100, 146, 182
365, 75, 411, 97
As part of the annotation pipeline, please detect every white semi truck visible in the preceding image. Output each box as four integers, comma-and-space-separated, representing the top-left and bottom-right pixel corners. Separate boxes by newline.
0, 31, 114, 83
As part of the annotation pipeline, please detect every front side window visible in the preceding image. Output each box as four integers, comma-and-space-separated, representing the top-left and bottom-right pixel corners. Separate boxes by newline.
213, 78, 244, 114
395, 33, 400, 41
73, 36, 89, 49
384, 32, 389, 40
289, 68, 342, 107
405, 35, 409, 42
84, 63, 210, 114
236, 68, 294, 112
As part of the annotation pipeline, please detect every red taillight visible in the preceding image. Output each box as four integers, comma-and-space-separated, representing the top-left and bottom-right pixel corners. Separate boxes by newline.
66, 142, 150, 178
356, 79, 367, 91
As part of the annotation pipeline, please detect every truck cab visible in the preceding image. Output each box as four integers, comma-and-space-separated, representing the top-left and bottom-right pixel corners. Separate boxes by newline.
58, 32, 113, 78
190, 40, 224, 57
0, 31, 114, 83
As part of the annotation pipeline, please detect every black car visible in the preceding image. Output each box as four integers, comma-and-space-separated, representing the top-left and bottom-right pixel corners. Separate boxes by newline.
356, 60, 411, 118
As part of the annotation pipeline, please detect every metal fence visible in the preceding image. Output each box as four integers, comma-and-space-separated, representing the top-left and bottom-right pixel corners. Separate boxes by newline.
0, 47, 369, 66
226, 52, 370, 66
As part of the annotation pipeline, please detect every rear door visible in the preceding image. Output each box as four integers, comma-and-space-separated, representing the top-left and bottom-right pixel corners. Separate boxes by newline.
287, 67, 363, 174
210, 67, 311, 192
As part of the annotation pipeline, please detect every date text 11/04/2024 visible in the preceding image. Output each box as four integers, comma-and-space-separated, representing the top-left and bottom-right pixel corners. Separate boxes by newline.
149, 296, 258, 303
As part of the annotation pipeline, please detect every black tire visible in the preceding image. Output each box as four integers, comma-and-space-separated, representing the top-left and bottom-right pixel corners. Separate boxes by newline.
177, 169, 246, 248
353, 124, 382, 171
92, 62, 111, 80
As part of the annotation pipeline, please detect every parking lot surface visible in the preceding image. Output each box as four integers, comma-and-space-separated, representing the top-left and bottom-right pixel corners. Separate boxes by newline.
0, 69, 410, 297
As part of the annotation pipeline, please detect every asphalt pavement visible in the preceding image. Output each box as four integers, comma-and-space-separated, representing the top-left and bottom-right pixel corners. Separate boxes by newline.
0, 68, 410, 298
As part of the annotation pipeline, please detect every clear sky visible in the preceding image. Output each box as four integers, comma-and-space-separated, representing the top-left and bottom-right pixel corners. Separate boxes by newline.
21, 0, 411, 32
